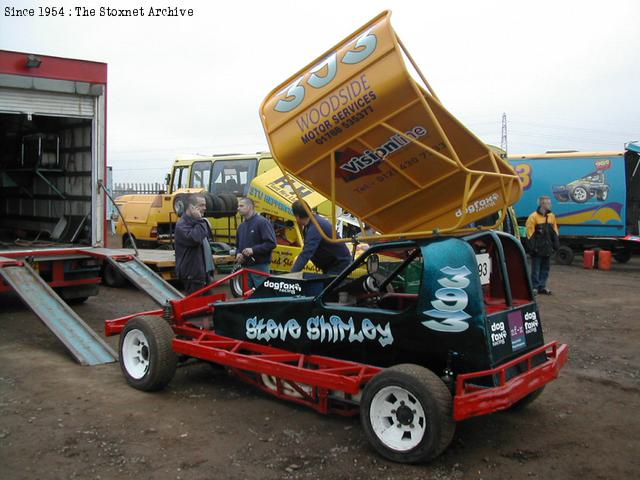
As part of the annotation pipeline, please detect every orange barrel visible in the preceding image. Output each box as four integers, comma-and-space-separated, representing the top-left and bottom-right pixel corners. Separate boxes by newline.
583, 250, 595, 269
599, 250, 612, 270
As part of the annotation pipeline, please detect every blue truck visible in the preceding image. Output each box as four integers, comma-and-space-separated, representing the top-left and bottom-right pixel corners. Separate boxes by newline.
509, 142, 640, 265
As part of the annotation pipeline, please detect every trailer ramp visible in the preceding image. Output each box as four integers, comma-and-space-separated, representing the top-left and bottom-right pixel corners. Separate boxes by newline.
103, 254, 184, 305
0, 257, 117, 366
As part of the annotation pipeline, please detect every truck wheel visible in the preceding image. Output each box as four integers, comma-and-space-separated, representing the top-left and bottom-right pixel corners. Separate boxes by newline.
103, 263, 128, 287
119, 316, 177, 391
507, 386, 545, 411
360, 364, 455, 463
555, 246, 574, 265
570, 186, 589, 203
614, 249, 632, 263
596, 189, 609, 201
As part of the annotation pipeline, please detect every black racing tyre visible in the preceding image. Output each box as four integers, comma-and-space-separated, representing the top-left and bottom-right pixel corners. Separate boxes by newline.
507, 386, 545, 411
555, 245, 575, 265
103, 262, 128, 287
119, 315, 177, 392
173, 193, 188, 217
596, 189, 609, 201
203, 192, 215, 212
360, 364, 455, 464
570, 186, 589, 203
614, 249, 632, 263
209, 195, 227, 218
219, 193, 238, 214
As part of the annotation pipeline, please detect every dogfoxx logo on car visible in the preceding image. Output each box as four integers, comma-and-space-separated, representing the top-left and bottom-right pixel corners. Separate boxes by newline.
263, 280, 302, 295
524, 311, 539, 334
490, 321, 507, 346
455, 192, 500, 218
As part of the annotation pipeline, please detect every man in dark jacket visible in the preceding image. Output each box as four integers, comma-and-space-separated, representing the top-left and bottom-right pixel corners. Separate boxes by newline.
291, 200, 352, 275
235, 197, 277, 287
175, 194, 215, 294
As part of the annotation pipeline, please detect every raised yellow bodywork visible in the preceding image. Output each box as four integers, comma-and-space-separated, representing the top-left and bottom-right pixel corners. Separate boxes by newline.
260, 11, 522, 241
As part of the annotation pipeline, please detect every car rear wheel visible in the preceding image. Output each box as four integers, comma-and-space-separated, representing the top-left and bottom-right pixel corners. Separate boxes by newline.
360, 364, 455, 463
119, 316, 177, 391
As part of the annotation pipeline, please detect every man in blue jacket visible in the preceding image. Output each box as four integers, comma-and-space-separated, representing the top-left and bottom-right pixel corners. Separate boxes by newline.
236, 197, 277, 287
175, 194, 215, 294
291, 200, 352, 275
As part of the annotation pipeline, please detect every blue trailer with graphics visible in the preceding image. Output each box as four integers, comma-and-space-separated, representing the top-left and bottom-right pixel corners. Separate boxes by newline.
509, 141, 640, 264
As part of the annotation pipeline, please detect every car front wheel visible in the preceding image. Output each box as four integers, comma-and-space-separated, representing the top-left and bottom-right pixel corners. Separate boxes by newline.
119, 315, 177, 391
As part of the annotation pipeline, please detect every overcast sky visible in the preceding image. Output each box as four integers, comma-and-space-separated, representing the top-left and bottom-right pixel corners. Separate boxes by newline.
1, 0, 638, 183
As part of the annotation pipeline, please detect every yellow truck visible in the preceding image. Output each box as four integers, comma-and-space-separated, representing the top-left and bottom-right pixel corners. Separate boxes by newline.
114, 152, 277, 248
114, 152, 343, 277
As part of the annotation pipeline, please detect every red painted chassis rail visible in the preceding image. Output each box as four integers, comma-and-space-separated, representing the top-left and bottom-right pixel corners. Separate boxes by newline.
453, 342, 568, 421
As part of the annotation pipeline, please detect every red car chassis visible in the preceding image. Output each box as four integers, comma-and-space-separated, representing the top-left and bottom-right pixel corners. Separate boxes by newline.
105, 269, 568, 420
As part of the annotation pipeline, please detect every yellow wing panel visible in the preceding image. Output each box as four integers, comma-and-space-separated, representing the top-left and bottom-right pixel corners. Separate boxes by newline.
260, 11, 522, 237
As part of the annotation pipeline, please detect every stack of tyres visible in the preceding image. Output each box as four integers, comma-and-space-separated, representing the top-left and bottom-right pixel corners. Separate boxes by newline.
172, 192, 238, 218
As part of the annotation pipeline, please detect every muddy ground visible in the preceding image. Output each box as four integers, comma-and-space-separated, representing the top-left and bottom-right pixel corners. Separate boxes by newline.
1, 256, 639, 480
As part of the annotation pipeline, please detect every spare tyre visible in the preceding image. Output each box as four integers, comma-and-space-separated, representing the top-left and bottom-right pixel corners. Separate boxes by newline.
203, 192, 215, 212
219, 193, 238, 215
209, 195, 227, 218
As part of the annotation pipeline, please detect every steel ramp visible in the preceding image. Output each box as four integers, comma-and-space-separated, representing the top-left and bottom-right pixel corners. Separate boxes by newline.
0, 257, 117, 366
105, 256, 184, 305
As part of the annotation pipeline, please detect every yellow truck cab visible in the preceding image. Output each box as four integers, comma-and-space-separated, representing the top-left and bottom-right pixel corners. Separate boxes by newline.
115, 152, 276, 248
114, 152, 342, 275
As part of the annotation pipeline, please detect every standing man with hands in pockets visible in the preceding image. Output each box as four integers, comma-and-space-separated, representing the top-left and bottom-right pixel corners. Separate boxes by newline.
235, 197, 277, 288
526, 195, 559, 295
174, 194, 215, 294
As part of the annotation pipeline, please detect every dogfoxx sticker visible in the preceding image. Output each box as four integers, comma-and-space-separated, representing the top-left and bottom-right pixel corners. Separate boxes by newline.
262, 279, 302, 295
